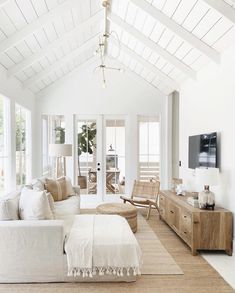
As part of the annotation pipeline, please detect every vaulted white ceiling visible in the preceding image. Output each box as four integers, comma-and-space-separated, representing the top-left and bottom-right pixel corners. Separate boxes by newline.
0, 0, 234, 95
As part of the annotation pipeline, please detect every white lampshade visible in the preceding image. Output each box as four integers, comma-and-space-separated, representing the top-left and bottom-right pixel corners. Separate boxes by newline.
195, 168, 219, 186
48, 144, 72, 157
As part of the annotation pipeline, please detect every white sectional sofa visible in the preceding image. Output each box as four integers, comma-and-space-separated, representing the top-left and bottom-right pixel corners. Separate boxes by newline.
0, 179, 138, 283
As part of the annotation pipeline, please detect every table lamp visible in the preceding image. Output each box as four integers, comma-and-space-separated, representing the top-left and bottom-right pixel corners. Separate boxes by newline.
49, 144, 72, 178
195, 167, 219, 210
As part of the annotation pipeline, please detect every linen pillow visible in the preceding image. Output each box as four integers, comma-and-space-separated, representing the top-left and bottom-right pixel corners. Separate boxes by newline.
19, 188, 54, 220
0, 191, 20, 220
65, 177, 75, 195
45, 177, 69, 201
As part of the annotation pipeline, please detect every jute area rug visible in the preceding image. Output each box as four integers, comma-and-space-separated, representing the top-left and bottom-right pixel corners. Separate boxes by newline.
136, 213, 183, 275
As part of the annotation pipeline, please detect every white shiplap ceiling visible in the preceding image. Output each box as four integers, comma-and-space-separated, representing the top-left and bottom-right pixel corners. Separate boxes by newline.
0, 0, 234, 95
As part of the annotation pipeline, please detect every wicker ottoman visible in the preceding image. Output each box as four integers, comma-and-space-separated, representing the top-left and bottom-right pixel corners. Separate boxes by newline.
96, 203, 137, 233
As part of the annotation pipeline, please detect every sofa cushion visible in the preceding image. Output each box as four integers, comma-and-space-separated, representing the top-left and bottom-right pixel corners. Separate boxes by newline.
19, 188, 54, 220
45, 177, 69, 201
0, 191, 21, 220
54, 195, 80, 219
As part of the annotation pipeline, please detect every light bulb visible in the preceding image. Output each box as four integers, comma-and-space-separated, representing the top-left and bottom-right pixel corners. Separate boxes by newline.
102, 80, 106, 88
120, 68, 125, 73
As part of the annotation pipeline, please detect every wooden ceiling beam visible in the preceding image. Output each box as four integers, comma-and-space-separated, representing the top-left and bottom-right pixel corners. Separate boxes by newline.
108, 13, 197, 80
0, 0, 79, 54
23, 36, 98, 88
203, 0, 235, 23
131, 0, 220, 64
8, 11, 103, 76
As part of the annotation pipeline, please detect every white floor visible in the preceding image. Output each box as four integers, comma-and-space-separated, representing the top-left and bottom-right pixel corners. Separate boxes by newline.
201, 249, 235, 289
81, 195, 235, 289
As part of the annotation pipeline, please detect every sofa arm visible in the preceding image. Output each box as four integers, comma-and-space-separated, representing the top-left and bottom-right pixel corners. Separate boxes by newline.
0, 220, 65, 282
0, 220, 64, 250
72, 185, 80, 196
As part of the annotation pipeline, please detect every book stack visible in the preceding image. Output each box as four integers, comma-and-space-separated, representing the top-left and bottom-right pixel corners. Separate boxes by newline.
187, 197, 199, 208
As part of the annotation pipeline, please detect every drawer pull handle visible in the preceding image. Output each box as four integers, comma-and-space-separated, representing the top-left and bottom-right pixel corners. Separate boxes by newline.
170, 210, 174, 214
183, 215, 187, 218
183, 231, 187, 234
194, 221, 199, 224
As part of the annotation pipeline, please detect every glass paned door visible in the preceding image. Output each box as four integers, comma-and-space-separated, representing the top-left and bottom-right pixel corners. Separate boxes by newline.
75, 115, 126, 200
76, 118, 98, 195
105, 118, 125, 195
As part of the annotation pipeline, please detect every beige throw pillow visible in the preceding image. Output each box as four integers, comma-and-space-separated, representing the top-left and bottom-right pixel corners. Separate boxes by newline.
45, 177, 69, 202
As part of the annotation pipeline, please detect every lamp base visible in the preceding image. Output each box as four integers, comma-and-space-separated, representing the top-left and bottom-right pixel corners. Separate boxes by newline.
198, 187, 215, 210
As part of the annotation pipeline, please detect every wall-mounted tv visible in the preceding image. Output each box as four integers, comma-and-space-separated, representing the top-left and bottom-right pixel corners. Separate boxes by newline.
188, 132, 217, 169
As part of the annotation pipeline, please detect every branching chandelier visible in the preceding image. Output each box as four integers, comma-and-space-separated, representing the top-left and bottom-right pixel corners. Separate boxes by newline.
93, 0, 123, 88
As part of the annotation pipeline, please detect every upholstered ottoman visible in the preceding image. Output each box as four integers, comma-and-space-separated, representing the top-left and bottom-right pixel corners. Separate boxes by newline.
96, 203, 137, 233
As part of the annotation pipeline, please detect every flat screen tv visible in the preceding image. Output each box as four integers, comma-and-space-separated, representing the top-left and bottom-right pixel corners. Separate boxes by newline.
188, 132, 217, 169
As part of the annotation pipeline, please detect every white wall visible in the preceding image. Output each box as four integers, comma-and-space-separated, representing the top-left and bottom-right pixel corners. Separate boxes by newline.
179, 43, 235, 234
36, 61, 170, 192
0, 66, 37, 185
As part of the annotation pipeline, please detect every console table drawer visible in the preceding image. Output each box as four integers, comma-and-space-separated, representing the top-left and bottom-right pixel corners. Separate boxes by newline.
159, 206, 166, 219
159, 195, 166, 206
181, 229, 192, 245
181, 210, 192, 233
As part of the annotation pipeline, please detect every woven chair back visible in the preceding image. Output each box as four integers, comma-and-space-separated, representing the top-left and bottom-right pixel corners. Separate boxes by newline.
131, 180, 160, 200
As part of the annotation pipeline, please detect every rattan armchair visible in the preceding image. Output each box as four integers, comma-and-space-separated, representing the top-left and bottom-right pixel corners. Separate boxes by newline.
120, 180, 160, 220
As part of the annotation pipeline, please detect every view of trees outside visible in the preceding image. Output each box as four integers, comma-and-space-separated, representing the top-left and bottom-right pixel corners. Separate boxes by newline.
15, 104, 27, 188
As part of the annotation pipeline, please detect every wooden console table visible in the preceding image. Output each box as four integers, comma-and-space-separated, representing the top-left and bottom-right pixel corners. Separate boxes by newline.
159, 190, 233, 256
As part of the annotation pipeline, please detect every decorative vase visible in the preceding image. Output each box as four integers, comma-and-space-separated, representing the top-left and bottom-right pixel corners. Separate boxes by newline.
198, 188, 215, 210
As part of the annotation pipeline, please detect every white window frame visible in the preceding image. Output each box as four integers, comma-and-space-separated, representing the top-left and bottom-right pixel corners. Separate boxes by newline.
15, 104, 32, 188
137, 115, 160, 182
0, 95, 10, 195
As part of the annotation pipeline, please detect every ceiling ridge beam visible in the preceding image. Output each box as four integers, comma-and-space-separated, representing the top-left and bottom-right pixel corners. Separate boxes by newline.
36, 56, 98, 96
108, 13, 197, 80
8, 11, 103, 76
111, 37, 180, 91
0, 0, 8, 8
203, 0, 235, 23
0, 0, 79, 54
130, 0, 220, 64
23, 36, 98, 88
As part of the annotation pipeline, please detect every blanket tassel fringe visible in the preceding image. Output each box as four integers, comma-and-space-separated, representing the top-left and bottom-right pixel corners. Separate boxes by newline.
68, 267, 141, 278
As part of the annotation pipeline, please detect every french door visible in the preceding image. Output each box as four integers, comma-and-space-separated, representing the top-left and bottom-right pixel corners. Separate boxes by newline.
75, 115, 126, 201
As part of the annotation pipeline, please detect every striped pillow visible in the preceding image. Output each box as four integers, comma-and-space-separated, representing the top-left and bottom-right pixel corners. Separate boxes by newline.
45, 177, 68, 202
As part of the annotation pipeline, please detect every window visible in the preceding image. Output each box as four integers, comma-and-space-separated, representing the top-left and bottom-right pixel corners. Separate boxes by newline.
42, 115, 65, 177
15, 104, 31, 188
0, 96, 10, 195
105, 119, 125, 194
138, 116, 160, 181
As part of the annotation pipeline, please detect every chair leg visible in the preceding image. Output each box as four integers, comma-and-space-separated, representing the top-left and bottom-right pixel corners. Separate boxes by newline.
147, 205, 152, 220
123, 199, 126, 204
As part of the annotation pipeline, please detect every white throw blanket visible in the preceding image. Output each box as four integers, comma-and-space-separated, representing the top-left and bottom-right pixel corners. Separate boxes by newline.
65, 214, 142, 278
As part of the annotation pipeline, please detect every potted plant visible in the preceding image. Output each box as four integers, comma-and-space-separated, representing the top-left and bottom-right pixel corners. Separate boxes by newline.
77, 123, 96, 188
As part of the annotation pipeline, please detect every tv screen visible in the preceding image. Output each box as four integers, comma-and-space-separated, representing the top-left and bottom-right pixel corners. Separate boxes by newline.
188, 132, 217, 169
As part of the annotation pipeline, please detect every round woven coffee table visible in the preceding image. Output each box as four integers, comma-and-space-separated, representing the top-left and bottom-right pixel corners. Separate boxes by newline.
96, 203, 137, 233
